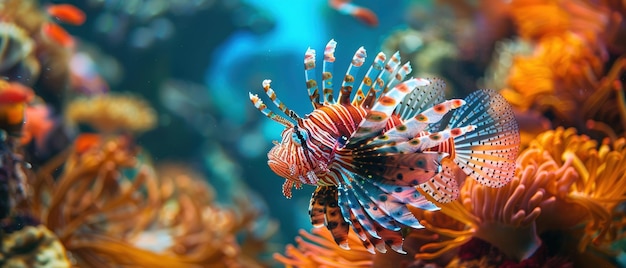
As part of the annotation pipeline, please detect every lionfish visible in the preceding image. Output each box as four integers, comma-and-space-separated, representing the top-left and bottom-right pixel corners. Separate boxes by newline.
249, 40, 520, 254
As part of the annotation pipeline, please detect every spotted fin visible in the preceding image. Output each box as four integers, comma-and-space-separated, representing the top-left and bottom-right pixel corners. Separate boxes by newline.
443, 89, 520, 187
309, 186, 334, 227
349, 211, 407, 254
350, 175, 424, 229
369, 180, 439, 211
368, 126, 475, 154
376, 226, 407, 254
351, 151, 445, 186
347, 78, 430, 147
338, 183, 381, 239
362, 51, 401, 108
391, 99, 465, 138
348, 214, 377, 254
419, 159, 460, 203
347, 180, 402, 232
385, 62, 412, 93
379, 52, 402, 94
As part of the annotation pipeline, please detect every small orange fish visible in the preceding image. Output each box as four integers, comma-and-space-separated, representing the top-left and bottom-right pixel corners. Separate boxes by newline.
329, 0, 379, 27
47, 4, 86, 25
74, 133, 102, 154
42, 22, 74, 48
0, 81, 34, 104
0, 81, 34, 135
21, 104, 55, 149
41, 4, 85, 48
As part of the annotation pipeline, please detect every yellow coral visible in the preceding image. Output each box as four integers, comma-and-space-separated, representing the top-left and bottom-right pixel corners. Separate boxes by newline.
528, 127, 626, 251
65, 93, 157, 134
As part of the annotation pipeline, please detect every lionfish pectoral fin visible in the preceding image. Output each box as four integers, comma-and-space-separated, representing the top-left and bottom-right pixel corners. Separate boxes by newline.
338, 184, 381, 239
311, 185, 351, 248
309, 186, 331, 227
370, 180, 439, 211
419, 158, 461, 203
350, 175, 424, 229
351, 151, 445, 186
347, 208, 407, 254
348, 176, 403, 231
445, 89, 520, 187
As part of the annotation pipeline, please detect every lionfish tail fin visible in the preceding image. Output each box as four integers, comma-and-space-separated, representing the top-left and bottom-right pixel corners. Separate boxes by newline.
447, 89, 520, 188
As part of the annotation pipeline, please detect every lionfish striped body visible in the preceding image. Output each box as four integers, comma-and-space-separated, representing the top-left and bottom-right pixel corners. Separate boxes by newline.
249, 40, 520, 254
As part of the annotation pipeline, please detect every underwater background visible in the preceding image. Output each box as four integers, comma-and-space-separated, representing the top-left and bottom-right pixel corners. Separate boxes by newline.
1, 0, 626, 267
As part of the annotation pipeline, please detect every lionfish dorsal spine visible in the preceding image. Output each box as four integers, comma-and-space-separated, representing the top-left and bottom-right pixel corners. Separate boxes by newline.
248, 89, 294, 128
322, 39, 337, 104
304, 47, 322, 109
366, 98, 467, 146
262, 80, 300, 121
337, 46, 366, 105
385, 61, 412, 92
379, 51, 401, 94
353, 51, 386, 107
347, 78, 430, 146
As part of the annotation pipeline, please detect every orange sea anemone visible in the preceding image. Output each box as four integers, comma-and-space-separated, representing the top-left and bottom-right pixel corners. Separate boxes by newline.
416, 162, 556, 263
497, 0, 625, 133
27, 135, 271, 267
274, 227, 374, 268
528, 127, 626, 252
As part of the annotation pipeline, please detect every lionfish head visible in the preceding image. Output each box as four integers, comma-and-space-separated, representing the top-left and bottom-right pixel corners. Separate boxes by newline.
249, 80, 319, 186
267, 127, 311, 182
